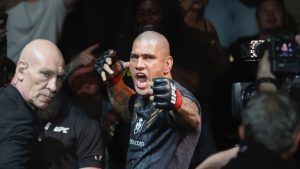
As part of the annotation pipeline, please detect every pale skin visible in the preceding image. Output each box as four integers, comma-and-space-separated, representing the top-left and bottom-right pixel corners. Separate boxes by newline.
11, 39, 65, 109
102, 31, 201, 129
195, 146, 239, 169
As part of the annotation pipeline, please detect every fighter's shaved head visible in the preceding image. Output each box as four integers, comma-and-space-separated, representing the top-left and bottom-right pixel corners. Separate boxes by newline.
130, 31, 173, 95
134, 31, 170, 57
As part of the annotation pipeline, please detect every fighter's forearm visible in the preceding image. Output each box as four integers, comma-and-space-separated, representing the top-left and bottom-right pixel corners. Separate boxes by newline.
175, 97, 201, 130
107, 79, 135, 122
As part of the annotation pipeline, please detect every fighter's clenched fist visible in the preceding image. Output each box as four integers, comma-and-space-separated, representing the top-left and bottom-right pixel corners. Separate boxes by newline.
151, 78, 183, 111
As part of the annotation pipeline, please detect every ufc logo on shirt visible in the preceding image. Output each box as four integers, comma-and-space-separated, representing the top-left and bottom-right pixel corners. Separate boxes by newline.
53, 126, 69, 134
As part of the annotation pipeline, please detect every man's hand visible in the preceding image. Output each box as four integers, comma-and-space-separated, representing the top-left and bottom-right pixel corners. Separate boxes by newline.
257, 50, 276, 79
70, 44, 99, 70
256, 51, 278, 92
151, 78, 183, 111
95, 49, 129, 87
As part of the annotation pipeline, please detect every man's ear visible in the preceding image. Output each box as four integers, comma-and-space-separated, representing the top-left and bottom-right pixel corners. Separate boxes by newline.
164, 56, 173, 74
238, 125, 245, 141
17, 61, 28, 80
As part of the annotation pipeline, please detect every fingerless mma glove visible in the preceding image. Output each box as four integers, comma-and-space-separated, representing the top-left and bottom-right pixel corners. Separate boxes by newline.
152, 78, 183, 111
95, 49, 123, 87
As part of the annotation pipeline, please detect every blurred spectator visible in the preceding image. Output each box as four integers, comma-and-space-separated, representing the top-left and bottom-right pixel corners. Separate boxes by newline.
180, 0, 226, 78
227, 0, 297, 83
37, 91, 104, 169
64, 63, 124, 169
4, 0, 75, 63
223, 93, 300, 169
67, 64, 104, 118
204, 0, 259, 48
195, 93, 300, 169
3, 0, 96, 77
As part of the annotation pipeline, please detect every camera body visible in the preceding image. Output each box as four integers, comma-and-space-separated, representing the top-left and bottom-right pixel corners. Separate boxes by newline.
232, 31, 300, 117
231, 82, 257, 119
248, 31, 300, 76
269, 32, 300, 75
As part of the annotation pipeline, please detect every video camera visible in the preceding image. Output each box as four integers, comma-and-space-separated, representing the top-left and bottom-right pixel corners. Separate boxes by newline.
232, 31, 300, 118
244, 31, 300, 76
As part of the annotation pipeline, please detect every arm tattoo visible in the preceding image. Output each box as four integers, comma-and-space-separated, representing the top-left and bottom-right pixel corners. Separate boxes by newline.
175, 97, 201, 130
108, 86, 134, 122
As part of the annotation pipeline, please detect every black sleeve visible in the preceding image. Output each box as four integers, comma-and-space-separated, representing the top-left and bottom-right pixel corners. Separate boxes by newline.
0, 109, 35, 169
167, 82, 201, 129
75, 109, 104, 168
176, 82, 201, 113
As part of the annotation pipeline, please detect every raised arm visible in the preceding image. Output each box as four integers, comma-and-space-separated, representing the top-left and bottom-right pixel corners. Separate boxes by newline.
176, 96, 201, 129
95, 49, 135, 122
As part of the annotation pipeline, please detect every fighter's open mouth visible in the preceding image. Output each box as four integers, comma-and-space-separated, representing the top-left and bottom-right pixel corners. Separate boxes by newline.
136, 72, 147, 83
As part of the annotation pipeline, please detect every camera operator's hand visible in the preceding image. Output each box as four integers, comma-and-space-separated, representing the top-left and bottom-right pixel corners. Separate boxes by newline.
95, 49, 129, 87
70, 44, 99, 70
150, 78, 183, 111
257, 51, 275, 79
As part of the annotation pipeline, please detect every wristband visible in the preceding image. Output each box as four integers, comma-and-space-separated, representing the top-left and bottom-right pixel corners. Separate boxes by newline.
104, 74, 122, 87
175, 90, 183, 110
